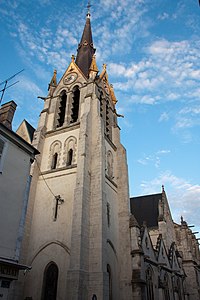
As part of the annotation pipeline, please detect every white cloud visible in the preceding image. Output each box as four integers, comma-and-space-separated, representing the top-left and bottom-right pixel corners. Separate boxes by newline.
159, 112, 169, 122
174, 117, 193, 129
140, 95, 156, 104
139, 171, 200, 230
157, 150, 171, 155
137, 149, 171, 168
180, 106, 200, 115
157, 12, 169, 20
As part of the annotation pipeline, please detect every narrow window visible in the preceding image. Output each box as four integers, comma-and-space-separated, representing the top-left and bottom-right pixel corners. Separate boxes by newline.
70, 86, 80, 123
177, 278, 183, 300
99, 91, 104, 118
107, 151, 113, 179
145, 237, 149, 249
41, 262, 58, 300
105, 99, 111, 139
107, 264, 112, 300
0, 138, 5, 162
57, 91, 67, 128
0, 138, 6, 173
163, 273, 170, 300
146, 267, 154, 300
66, 148, 73, 166
51, 153, 58, 169
107, 202, 110, 227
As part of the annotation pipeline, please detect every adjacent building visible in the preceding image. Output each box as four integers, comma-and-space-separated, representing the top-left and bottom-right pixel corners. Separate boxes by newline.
130, 186, 200, 300
0, 101, 39, 300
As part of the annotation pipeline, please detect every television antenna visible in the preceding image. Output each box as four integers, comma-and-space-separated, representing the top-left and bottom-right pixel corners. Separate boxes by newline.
0, 69, 24, 105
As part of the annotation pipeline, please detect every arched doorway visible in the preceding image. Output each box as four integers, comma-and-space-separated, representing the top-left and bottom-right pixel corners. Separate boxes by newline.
41, 262, 58, 300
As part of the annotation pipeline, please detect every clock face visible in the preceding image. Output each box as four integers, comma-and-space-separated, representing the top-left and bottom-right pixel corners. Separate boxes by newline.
64, 72, 78, 85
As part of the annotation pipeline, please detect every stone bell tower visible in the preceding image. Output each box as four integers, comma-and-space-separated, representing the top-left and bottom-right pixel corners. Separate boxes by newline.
20, 8, 132, 300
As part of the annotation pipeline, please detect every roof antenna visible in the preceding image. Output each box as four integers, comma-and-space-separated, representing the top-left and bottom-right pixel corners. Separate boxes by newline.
87, 0, 91, 18
0, 69, 24, 105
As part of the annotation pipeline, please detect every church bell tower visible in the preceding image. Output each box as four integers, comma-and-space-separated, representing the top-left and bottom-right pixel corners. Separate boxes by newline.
21, 7, 132, 300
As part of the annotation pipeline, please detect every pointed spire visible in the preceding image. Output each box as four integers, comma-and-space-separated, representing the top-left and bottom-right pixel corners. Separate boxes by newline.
75, 2, 96, 78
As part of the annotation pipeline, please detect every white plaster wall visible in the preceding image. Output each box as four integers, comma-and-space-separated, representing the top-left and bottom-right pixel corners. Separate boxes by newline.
0, 138, 31, 259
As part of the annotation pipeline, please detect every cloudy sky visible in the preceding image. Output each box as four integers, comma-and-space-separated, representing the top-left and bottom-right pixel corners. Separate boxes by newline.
1, 0, 200, 238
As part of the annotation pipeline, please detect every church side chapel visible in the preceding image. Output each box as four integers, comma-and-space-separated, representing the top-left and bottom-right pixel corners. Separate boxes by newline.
5, 4, 200, 300
130, 187, 200, 300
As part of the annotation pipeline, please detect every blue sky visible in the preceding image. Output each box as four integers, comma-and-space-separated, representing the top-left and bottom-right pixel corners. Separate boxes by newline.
1, 0, 200, 238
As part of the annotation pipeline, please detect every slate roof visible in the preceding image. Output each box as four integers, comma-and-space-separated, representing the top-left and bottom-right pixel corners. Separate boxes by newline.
75, 15, 95, 78
130, 193, 162, 228
24, 120, 35, 142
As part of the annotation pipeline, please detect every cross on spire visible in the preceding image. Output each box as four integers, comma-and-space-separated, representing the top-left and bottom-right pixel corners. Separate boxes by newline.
87, 0, 91, 17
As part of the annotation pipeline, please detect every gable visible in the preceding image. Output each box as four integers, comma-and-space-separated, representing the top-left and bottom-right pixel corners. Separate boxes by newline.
169, 243, 181, 271
54, 60, 87, 95
141, 227, 156, 261
156, 235, 170, 268
16, 120, 35, 144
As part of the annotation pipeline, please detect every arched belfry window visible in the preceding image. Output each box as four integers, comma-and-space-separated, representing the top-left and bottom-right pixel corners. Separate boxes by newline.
64, 136, 77, 167
66, 148, 73, 166
70, 86, 80, 123
51, 152, 58, 169
41, 262, 58, 300
107, 264, 112, 300
49, 141, 62, 170
57, 90, 67, 128
146, 266, 154, 300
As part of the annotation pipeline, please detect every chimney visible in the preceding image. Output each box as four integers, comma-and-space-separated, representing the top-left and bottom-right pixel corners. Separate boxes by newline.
0, 101, 17, 130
